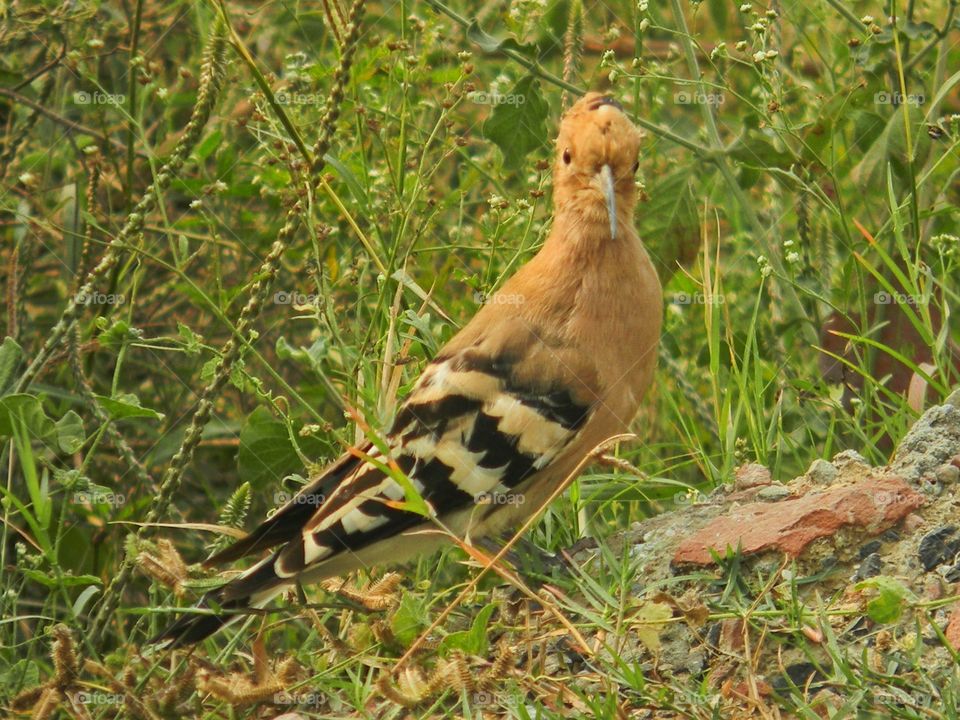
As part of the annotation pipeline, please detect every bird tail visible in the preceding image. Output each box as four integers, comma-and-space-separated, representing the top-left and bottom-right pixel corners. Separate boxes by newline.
151, 554, 289, 648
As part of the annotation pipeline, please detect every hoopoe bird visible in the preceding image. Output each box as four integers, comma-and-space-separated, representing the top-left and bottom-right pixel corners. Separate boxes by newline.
154, 92, 663, 647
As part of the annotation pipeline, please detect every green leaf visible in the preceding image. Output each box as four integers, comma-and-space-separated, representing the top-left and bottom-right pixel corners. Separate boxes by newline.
194, 129, 223, 161
391, 593, 426, 646
728, 131, 795, 169
708, 0, 728, 32
55, 411, 85, 453
219, 481, 252, 528
851, 103, 930, 190
902, 21, 937, 39
439, 603, 496, 655
638, 167, 701, 281
0, 336, 23, 393
323, 153, 369, 211
73, 585, 101, 616
856, 576, 914, 623
21, 569, 103, 589
93, 393, 165, 421
482, 75, 549, 169
633, 601, 672, 653
237, 407, 326, 488
177, 323, 204, 355
0, 394, 56, 440
95, 317, 143, 350
465, 19, 530, 55
1, 659, 40, 694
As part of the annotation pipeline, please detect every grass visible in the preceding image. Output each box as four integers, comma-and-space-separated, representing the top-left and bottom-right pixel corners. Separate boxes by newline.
1, 0, 959, 716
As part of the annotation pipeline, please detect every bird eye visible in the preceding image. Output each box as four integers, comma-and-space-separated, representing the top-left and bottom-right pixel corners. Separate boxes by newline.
562, 149, 572, 165
632, 159, 639, 174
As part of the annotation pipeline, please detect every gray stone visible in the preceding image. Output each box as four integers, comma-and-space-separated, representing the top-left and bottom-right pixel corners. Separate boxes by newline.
935, 463, 959, 485
832, 449, 870, 469
807, 458, 839, 485
891, 403, 960, 483
757, 484, 791, 501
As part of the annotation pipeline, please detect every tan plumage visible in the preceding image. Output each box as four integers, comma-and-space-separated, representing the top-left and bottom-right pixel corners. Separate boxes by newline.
154, 92, 662, 647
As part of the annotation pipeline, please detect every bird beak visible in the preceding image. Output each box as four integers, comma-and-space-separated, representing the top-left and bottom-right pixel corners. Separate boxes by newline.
600, 164, 617, 240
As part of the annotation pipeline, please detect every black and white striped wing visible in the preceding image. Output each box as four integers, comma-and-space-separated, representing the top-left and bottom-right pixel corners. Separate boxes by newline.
218, 346, 593, 596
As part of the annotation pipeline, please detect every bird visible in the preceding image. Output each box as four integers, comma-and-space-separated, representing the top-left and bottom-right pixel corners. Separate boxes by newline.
153, 91, 663, 647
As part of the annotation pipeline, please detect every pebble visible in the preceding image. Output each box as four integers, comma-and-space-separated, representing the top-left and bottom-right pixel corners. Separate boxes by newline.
882, 528, 901, 542
938, 564, 960, 583
945, 388, 960, 408
734, 463, 772, 489
832, 449, 870, 469
807, 458, 838, 485
757, 484, 791, 501
859, 540, 882, 559
935, 463, 959, 485
853, 552, 883, 581
918, 526, 960, 571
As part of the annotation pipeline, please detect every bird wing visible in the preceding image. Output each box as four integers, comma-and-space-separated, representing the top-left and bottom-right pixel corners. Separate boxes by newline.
209, 313, 598, 595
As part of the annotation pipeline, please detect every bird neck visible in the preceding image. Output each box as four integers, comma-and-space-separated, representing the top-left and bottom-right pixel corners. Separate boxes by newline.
546, 196, 639, 256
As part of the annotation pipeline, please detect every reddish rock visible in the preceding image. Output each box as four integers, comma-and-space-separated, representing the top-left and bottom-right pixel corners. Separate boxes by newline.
734, 463, 772, 489
673, 475, 923, 566
719, 618, 745, 653
946, 606, 960, 651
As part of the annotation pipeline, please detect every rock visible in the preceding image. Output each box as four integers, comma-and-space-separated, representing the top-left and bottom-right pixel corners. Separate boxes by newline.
673, 475, 923, 566
937, 564, 960, 583
853, 552, 883, 581
859, 539, 882, 558
757, 484, 791, 501
734, 463, 772, 489
924, 579, 944, 600
903, 513, 925, 533
945, 606, 960, 651
891, 403, 960, 483
881, 528, 901, 542
719, 618, 745, 653
832, 449, 870, 469
936, 463, 960, 485
771, 662, 825, 696
806, 458, 838, 485
918, 526, 960, 571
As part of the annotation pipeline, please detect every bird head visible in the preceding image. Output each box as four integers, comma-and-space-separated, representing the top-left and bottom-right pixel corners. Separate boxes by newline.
553, 92, 642, 241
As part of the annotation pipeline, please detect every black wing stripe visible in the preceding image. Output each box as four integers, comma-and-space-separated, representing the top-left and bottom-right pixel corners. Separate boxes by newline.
517, 388, 591, 431
457, 353, 591, 431
417, 456, 474, 507
467, 411, 526, 470
204, 450, 365, 566
392, 394, 482, 438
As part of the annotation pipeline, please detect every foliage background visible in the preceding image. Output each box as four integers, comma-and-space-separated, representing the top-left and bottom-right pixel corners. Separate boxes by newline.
1, 0, 958, 716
